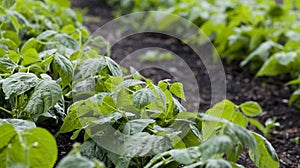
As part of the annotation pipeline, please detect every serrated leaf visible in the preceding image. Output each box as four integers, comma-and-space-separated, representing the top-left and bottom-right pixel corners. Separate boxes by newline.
2, 73, 39, 99
249, 132, 279, 168
52, 54, 73, 87
24, 80, 62, 114
240, 101, 262, 117
132, 88, 156, 108
170, 82, 186, 101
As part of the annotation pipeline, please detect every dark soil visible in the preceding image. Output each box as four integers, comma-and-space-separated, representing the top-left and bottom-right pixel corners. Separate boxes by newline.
55, 0, 300, 167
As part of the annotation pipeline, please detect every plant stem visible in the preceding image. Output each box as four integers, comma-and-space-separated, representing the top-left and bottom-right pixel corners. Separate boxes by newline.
0, 106, 13, 115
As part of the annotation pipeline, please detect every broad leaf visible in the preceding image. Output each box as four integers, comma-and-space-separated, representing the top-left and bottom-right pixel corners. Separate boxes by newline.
21, 48, 41, 66
2, 73, 39, 99
169, 146, 201, 165
170, 82, 186, 101
24, 80, 62, 114
0, 119, 36, 132
55, 34, 80, 51
249, 132, 279, 168
0, 124, 17, 150
240, 101, 262, 117
52, 54, 73, 87
123, 119, 155, 135
0, 58, 17, 73
132, 88, 156, 108
7, 128, 57, 168
56, 156, 96, 168
199, 135, 233, 160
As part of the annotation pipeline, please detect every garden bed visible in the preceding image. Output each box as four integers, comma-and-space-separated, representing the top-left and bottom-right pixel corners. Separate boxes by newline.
67, 0, 300, 167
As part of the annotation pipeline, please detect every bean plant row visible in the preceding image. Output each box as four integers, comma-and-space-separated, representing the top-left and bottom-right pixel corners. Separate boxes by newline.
0, 0, 279, 167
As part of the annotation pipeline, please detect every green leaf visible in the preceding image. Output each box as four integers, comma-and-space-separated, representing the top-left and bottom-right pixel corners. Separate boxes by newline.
104, 76, 124, 91
2, 73, 39, 99
168, 147, 200, 165
170, 82, 186, 101
8, 128, 57, 168
232, 111, 247, 128
24, 80, 62, 114
199, 135, 233, 160
21, 38, 39, 53
257, 56, 288, 76
2, 31, 20, 46
61, 24, 75, 34
59, 109, 81, 133
132, 88, 156, 108
123, 119, 155, 135
249, 132, 279, 168
121, 132, 172, 157
102, 57, 123, 76
21, 48, 41, 66
240, 101, 262, 117
76, 58, 102, 79
274, 51, 297, 66
0, 119, 36, 132
0, 58, 17, 73
290, 88, 300, 104
99, 96, 116, 114
205, 159, 231, 168
52, 54, 73, 87
248, 118, 265, 133
116, 79, 144, 90
226, 124, 257, 149
202, 100, 235, 140
8, 50, 20, 63
2, 0, 15, 9
79, 140, 106, 161
0, 124, 17, 150
36, 30, 57, 40
55, 34, 80, 51
56, 156, 96, 168
60, 100, 99, 133
241, 41, 282, 67
286, 78, 300, 85
45, 0, 70, 8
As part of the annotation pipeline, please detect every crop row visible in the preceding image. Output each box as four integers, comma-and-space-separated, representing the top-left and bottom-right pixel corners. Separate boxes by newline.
107, 0, 300, 106
0, 0, 279, 167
